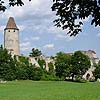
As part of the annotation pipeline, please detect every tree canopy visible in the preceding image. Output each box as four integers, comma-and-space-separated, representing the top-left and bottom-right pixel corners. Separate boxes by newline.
0, 0, 31, 12
52, 0, 100, 36
94, 61, 100, 80
54, 51, 92, 81
71, 51, 91, 80
55, 52, 71, 79
0, 45, 16, 80
29, 48, 42, 57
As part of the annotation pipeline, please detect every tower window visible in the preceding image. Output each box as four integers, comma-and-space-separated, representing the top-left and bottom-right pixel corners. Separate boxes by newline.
14, 30, 15, 32
8, 30, 10, 32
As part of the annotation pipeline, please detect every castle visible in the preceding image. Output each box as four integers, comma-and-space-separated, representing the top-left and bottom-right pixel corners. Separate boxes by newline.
4, 17, 99, 80
4, 17, 40, 67
4, 17, 53, 69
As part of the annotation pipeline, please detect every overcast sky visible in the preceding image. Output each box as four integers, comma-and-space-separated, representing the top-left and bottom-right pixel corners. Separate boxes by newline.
0, 0, 100, 58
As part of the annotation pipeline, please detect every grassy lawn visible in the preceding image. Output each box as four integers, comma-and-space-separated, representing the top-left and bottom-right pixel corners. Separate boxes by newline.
0, 80, 100, 100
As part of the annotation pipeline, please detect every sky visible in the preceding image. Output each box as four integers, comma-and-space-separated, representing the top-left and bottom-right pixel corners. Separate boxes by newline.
0, 0, 100, 58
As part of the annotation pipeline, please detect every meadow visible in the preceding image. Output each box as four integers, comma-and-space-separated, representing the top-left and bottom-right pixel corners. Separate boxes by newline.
0, 80, 100, 100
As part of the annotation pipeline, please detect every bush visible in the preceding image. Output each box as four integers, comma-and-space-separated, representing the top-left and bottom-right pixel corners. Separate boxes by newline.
41, 73, 63, 81
75, 76, 87, 83
32, 67, 43, 81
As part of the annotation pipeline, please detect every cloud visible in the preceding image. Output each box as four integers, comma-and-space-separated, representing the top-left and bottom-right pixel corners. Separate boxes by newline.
1, 0, 40, 19
96, 33, 100, 37
31, 37, 40, 41
0, 25, 5, 32
23, 37, 29, 41
47, 25, 75, 41
56, 34, 66, 39
0, 0, 55, 35
0, 0, 54, 35
55, 34, 75, 42
20, 41, 31, 51
18, 25, 26, 31
20, 47, 30, 51
20, 41, 30, 47
43, 44, 54, 49
1, 0, 53, 21
0, 0, 78, 56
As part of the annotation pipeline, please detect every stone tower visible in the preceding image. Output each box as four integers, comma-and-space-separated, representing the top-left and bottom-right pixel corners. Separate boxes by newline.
4, 17, 20, 55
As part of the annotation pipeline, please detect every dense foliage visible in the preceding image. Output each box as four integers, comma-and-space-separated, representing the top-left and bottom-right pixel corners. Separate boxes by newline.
94, 61, 100, 80
38, 59, 46, 69
0, 46, 58, 81
0, 46, 97, 82
55, 51, 91, 81
52, 0, 100, 36
71, 51, 91, 81
0, 45, 16, 80
48, 62, 55, 74
29, 48, 42, 57
0, 0, 31, 12
55, 52, 72, 79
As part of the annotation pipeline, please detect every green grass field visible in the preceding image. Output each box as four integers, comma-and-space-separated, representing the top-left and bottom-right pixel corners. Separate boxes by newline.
0, 80, 100, 100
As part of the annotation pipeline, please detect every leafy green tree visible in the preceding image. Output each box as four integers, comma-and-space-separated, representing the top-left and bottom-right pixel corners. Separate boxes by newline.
52, 0, 100, 36
0, 45, 16, 80
15, 56, 43, 80
15, 56, 31, 80
38, 59, 46, 69
0, 0, 31, 12
94, 61, 100, 80
48, 62, 55, 74
71, 51, 91, 81
31, 67, 43, 80
55, 52, 71, 79
29, 48, 42, 57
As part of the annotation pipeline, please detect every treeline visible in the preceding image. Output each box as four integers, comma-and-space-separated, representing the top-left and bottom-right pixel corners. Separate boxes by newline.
55, 51, 91, 82
55, 52, 100, 82
0, 45, 100, 82
0, 46, 59, 81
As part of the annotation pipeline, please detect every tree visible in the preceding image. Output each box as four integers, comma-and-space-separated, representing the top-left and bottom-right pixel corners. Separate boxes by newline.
0, 45, 16, 80
31, 67, 43, 80
0, 0, 31, 12
94, 61, 100, 80
15, 56, 30, 80
15, 55, 42, 80
71, 51, 91, 81
55, 52, 71, 79
38, 59, 46, 69
48, 62, 55, 74
52, 0, 100, 36
29, 48, 42, 57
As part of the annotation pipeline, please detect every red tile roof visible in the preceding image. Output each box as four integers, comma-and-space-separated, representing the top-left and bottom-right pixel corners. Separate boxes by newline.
5, 17, 19, 30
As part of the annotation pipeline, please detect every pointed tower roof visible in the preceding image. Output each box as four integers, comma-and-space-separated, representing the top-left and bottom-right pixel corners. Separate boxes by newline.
5, 17, 19, 30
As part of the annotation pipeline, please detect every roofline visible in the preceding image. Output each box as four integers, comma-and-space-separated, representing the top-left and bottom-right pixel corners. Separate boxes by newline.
5, 17, 19, 30
4, 28, 19, 30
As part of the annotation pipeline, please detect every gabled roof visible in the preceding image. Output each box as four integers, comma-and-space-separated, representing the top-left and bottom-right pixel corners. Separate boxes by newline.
5, 17, 19, 30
